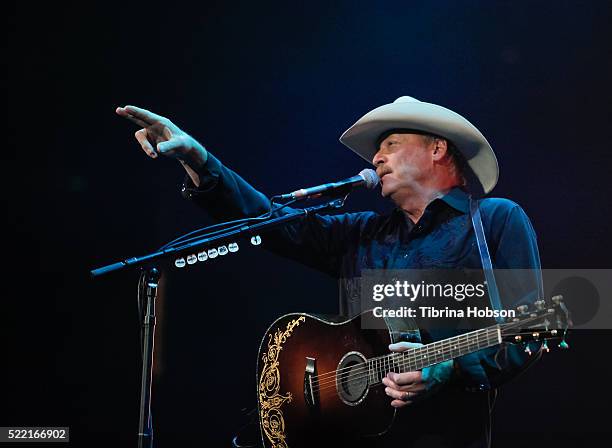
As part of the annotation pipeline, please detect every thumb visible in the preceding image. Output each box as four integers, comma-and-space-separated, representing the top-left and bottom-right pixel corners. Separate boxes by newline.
157, 139, 183, 154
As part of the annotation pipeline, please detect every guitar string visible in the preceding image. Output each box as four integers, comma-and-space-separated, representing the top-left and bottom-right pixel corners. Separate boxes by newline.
313, 336, 498, 393
312, 337, 494, 392
312, 333, 501, 395
313, 334, 499, 395
312, 316, 552, 394
311, 330, 500, 392
310, 327, 496, 384
309, 312, 548, 386
311, 327, 494, 383
311, 330, 497, 390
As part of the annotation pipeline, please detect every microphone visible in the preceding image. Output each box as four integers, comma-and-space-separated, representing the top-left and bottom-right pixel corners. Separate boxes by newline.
276, 169, 380, 201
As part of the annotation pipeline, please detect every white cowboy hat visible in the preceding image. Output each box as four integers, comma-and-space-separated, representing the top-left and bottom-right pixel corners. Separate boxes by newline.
339, 96, 499, 195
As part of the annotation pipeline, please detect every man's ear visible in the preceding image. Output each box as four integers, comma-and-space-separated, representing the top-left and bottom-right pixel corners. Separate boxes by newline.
432, 138, 448, 161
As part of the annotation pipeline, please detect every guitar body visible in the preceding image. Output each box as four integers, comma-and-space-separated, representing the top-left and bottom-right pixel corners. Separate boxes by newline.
255, 299, 570, 448
256, 311, 417, 448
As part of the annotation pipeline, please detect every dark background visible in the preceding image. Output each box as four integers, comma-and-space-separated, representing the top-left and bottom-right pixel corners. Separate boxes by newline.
5, 0, 612, 446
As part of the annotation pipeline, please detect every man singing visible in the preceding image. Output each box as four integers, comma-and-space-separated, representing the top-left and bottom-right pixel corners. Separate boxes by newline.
117, 96, 543, 447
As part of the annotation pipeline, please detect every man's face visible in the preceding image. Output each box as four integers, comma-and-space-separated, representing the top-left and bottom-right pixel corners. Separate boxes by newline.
372, 133, 434, 200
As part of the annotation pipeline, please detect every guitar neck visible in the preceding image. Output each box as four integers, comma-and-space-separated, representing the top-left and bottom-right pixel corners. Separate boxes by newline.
367, 326, 501, 386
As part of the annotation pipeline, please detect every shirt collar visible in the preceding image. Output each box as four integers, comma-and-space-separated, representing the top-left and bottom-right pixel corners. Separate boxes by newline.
389, 187, 471, 228
438, 187, 470, 214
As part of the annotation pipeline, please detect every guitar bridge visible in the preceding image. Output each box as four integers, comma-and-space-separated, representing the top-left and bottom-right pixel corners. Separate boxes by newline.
304, 357, 319, 409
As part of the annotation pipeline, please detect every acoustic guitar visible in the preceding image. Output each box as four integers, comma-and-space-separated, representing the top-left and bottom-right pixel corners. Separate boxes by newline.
256, 297, 570, 448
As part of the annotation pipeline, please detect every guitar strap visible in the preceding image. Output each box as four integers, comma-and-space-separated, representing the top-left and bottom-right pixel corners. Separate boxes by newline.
469, 197, 505, 324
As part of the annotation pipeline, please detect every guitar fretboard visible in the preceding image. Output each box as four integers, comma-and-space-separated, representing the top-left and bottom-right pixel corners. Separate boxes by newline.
367, 326, 501, 385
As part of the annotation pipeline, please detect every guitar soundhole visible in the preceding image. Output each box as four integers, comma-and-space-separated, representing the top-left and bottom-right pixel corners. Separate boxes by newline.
336, 351, 368, 406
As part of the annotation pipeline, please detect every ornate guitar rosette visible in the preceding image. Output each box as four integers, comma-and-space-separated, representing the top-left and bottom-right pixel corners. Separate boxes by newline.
258, 316, 306, 448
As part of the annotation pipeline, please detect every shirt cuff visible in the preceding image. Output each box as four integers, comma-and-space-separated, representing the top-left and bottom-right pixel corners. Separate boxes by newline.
181, 152, 223, 199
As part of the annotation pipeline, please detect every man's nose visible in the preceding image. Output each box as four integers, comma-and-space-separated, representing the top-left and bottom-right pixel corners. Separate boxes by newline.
372, 151, 385, 166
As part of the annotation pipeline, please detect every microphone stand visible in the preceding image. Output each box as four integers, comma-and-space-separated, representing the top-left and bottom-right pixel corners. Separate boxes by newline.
138, 268, 160, 448
90, 197, 347, 447
91, 198, 345, 278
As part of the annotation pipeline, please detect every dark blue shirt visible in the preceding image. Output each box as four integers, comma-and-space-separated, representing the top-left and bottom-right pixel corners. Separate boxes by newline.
183, 153, 544, 447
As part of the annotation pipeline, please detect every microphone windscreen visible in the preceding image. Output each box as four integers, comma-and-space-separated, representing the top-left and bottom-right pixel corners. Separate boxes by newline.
358, 168, 380, 189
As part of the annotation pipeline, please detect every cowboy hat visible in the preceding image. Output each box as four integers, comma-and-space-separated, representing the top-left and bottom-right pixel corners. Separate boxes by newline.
339, 96, 499, 195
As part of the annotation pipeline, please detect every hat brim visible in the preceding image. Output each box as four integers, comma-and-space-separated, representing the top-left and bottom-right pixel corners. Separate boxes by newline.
339, 100, 499, 195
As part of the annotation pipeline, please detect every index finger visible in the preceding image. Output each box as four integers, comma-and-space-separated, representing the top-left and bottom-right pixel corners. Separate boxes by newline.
116, 107, 149, 127
119, 105, 168, 126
